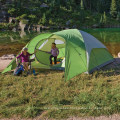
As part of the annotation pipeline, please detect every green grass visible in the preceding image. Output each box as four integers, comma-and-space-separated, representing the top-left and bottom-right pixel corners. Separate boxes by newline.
0, 68, 120, 119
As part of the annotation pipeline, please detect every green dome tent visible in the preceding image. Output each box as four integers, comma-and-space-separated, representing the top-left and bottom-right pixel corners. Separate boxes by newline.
2, 29, 114, 81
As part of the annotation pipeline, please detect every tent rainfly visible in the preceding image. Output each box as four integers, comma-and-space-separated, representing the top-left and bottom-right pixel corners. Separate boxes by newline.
2, 29, 114, 81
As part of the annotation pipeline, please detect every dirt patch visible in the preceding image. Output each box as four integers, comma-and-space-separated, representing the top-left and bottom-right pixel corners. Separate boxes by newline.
66, 114, 120, 120
0, 54, 15, 71
0, 59, 12, 71
0, 43, 25, 57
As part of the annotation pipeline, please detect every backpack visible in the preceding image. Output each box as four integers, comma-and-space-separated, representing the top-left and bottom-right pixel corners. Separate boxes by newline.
13, 64, 24, 76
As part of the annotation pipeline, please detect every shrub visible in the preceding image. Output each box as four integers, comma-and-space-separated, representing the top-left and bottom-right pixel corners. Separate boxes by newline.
0, 23, 17, 30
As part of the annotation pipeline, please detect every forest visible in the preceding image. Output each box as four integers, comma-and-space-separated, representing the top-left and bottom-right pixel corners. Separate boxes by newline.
0, 0, 120, 29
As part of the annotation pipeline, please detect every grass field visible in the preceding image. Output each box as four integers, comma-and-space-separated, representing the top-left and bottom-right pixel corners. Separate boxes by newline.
0, 63, 120, 119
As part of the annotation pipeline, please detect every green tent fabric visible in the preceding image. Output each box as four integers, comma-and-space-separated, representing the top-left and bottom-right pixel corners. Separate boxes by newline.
2, 29, 114, 81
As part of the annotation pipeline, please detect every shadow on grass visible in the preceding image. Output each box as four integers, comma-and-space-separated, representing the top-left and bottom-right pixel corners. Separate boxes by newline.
91, 58, 120, 78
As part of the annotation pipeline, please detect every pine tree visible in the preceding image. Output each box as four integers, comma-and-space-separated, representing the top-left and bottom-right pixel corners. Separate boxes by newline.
110, 0, 117, 18
80, 0, 85, 22
42, 13, 46, 25
117, 12, 120, 21
103, 12, 107, 24
81, 0, 84, 10
100, 15, 103, 25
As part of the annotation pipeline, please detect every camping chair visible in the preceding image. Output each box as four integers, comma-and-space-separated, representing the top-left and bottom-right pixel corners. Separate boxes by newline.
16, 56, 35, 75
29, 58, 35, 74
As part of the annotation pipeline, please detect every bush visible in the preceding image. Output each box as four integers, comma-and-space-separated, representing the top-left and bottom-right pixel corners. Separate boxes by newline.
21, 19, 29, 24
16, 14, 28, 20
49, 19, 54, 26
8, 8, 16, 16
0, 23, 17, 30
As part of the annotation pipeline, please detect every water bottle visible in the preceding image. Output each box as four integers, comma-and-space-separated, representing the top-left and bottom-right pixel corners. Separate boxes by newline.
33, 69, 36, 75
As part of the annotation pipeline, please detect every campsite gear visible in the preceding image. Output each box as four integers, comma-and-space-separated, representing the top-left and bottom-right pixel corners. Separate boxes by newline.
29, 59, 35, 74
2, 29, 114, 81
13, 64, 24, 76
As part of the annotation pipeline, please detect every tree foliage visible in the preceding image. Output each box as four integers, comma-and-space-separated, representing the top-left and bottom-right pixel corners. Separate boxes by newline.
1, 0, 120, 27
110, 0, 117, 18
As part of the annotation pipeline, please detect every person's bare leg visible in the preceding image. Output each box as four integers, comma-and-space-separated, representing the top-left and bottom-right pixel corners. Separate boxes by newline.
25, 63, 29, 72
23, 62, 28, 72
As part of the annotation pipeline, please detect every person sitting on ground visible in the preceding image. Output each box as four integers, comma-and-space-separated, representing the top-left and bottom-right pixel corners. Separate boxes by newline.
16, 47, 33, 74
49, 43, 59, 65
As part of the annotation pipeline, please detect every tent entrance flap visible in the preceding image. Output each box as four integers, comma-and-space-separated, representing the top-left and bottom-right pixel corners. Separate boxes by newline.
35, 49, 51, 65
35, 49, 65, 66
35, 35, 66, 66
